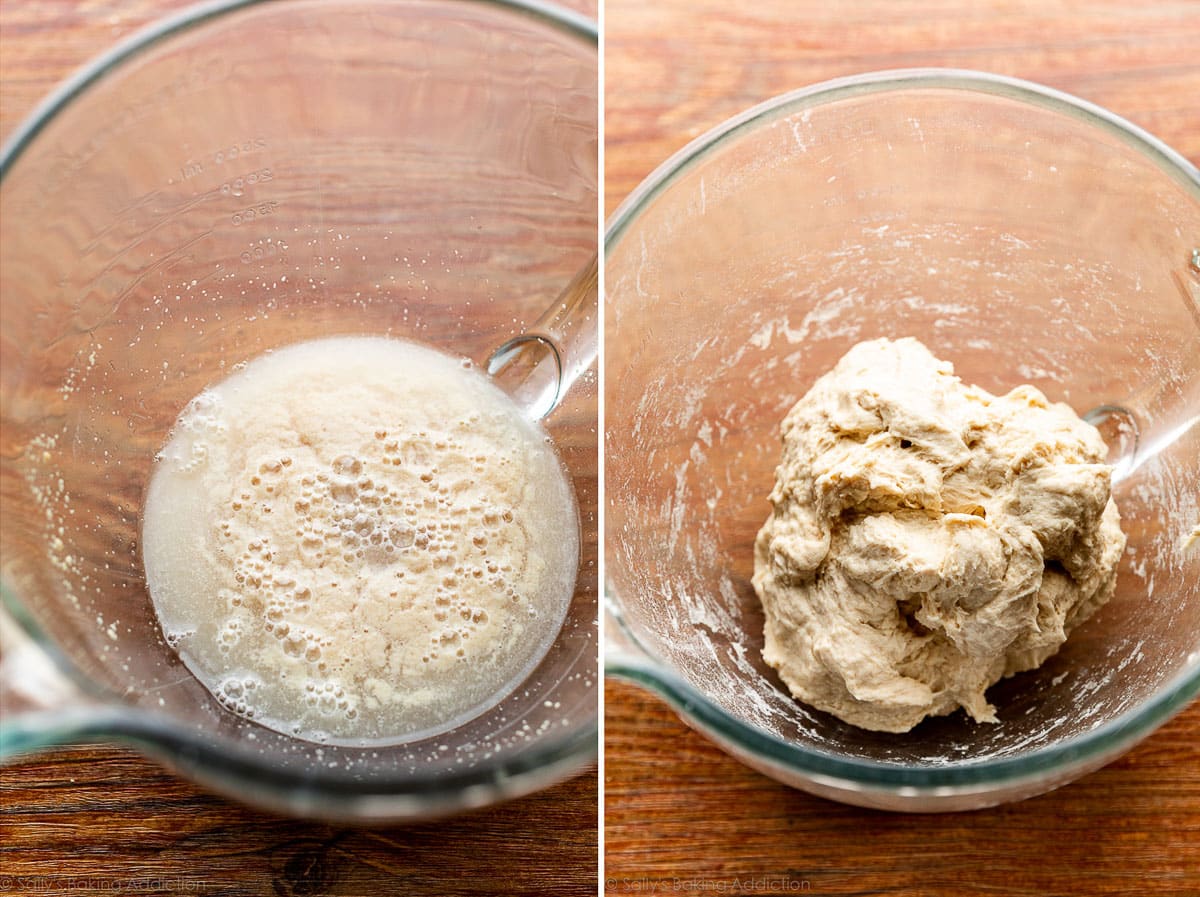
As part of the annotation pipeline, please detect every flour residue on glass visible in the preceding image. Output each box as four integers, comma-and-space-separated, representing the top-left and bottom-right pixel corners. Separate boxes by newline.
611, 212, 1195, 762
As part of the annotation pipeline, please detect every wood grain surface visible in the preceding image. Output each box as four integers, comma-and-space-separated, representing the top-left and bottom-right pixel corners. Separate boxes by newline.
1, 2, 597, 896
604, 679, 1200, 896
604, 1, 1200, 895
605, 0, 1200, 218
3, 748, 597, 897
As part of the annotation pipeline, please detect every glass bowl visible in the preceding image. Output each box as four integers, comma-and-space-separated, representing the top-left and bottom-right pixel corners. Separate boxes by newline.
0, 0, 597, 821
604, 69, 1199, 812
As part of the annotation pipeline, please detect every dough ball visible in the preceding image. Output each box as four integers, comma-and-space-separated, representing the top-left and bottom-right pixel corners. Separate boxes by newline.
752, 337, 1125, 733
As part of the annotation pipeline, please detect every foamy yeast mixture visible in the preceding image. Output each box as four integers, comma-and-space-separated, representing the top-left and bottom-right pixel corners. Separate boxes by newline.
142, 336, 578, 744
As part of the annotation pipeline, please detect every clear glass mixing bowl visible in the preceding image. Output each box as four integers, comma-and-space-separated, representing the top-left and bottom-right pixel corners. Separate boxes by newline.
0, 0, 597, 821
605, 69, 1199, 812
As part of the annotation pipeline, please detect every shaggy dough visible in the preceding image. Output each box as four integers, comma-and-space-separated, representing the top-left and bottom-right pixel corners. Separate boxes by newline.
752, 337, 1125, 733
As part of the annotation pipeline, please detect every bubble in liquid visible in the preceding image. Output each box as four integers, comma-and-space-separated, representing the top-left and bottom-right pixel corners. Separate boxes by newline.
283, 633, 306, 657
332, 455, 362, 477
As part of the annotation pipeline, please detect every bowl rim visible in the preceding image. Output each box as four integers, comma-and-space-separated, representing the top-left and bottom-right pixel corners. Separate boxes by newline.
606, 67, 1200, 253
0, 0, 597, 175
0, 0, 598, 818
603, 67, 1200, 793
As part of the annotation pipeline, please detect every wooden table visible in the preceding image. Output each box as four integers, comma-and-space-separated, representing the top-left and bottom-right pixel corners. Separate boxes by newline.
5, 0, 1200, 893
0, 2, 597, 896
604, 1, 1200, 894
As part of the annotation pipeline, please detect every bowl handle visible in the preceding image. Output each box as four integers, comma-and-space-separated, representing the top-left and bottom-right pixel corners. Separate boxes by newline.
485, 254, 597, 421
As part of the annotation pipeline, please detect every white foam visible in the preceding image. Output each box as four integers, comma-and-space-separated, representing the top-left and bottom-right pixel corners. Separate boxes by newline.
142, 336, 578, 745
